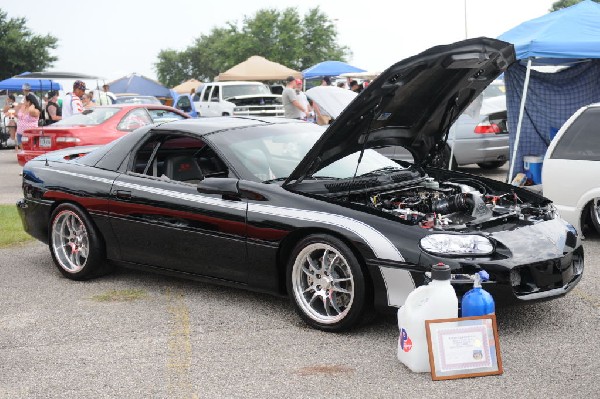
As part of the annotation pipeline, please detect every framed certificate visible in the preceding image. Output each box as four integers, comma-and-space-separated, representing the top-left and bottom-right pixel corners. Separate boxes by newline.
425, 315, 503, 380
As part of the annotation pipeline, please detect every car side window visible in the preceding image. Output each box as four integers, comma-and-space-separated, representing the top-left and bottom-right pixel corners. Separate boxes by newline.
147, 109, 186, 123
117, 109, 153, 131
551, 108, 600, 161
202, 86, 212, 102
131, 133, 230, 183
211, 86, 220, 102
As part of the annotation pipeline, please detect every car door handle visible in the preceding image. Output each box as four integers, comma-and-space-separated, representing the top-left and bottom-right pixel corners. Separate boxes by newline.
115, 190, 132, 199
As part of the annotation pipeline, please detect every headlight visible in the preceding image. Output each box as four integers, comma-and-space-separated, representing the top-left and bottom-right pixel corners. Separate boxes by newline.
420, 234, 494, 256
234, 106, 249, 112
56, 137, 81, 143
21, 136, 29, 143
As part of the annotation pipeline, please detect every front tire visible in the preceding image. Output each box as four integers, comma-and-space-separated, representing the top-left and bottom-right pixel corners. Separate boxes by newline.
477, 160, 507, 170
286, 234, 370, 332
49, 203, 110, 280
590, 198, 600, 234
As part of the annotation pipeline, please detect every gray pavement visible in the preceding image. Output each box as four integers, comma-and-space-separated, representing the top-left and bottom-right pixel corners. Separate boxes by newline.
1, 152, 599, 398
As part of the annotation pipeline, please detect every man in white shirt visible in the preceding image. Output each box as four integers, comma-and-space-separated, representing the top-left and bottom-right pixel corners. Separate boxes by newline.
62, 80, 86, 119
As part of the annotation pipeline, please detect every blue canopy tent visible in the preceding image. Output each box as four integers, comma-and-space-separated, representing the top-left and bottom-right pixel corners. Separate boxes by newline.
0, 77, 63, 92
302, 61, 366, 79
107, 73, 171, 98
497, 0, 600, 181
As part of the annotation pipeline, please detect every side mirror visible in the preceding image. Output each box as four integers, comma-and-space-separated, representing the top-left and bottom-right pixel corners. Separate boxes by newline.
197, 177, 240, 198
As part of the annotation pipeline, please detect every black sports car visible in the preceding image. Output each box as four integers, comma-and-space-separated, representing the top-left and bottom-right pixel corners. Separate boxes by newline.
17, 38, 583, 331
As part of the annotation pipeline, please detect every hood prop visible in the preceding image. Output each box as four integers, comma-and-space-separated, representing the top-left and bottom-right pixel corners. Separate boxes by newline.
345, 103, 381, 201
419, 94, 460, 169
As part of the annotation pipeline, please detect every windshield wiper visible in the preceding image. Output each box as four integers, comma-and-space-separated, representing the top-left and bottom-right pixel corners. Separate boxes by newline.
265, 176, 340, 184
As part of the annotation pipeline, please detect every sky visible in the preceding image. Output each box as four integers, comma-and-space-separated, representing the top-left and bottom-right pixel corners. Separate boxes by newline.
3, 0, 557, 83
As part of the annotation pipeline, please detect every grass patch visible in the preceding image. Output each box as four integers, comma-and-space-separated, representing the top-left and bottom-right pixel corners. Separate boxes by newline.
0, 204, 33, 248
91, 289, 148, 302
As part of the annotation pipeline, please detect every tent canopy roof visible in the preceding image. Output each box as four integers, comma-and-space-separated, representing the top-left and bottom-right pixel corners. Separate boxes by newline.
498, 0, 600, 60
216, 56, 301, 81
0, 77, 63, 91
172, 78, 202, 94
302, 60, 366, 79
107, 73, 171, 97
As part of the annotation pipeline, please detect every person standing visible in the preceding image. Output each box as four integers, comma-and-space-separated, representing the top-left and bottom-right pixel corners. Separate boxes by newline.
282, 76, 306, 119
295, 79, 312, 121
15, 93, 41, 150
98, 84, 116, 105
2, 94, 18, 147
45, 91, 62, 125
82, 93, 94, 109
62, 80, 86, 118
321, 76, 332, 86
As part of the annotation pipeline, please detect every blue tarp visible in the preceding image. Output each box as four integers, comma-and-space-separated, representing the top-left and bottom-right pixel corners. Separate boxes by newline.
497, 0, 600, 178
107, 74, 171, 97
302, 61, 366, 79
505, 60, 600, 174
0, 77, 62, 92
498, 0, 600, 60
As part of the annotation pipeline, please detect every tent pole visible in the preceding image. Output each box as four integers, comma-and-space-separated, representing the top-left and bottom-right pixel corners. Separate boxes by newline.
508, 57, 532, 183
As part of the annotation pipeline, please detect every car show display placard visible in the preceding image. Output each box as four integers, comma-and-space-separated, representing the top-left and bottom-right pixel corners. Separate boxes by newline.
426, 315, 502, 380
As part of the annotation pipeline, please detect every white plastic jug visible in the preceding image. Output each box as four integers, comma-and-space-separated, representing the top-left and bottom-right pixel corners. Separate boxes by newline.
397, 263, 458, 372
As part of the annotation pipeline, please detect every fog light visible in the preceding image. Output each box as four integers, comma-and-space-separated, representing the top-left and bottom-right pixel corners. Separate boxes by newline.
510, 269, 521, 287
572, 255, 584, 275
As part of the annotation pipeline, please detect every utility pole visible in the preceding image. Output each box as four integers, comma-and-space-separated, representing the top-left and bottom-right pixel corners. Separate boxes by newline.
464, 0, 468, 39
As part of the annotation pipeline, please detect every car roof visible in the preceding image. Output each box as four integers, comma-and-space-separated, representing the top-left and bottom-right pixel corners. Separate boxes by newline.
158, 116, 300, 136
91, 104, 179, 111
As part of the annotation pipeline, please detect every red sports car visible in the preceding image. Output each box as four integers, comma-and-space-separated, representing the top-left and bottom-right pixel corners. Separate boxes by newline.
17, 104, 189, 166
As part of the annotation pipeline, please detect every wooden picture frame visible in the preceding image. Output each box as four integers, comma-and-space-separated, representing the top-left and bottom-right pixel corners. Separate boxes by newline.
425, 315, 503, 380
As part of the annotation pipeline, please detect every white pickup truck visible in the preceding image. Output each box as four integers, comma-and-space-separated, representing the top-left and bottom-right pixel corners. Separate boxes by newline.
193, 81, 284, 117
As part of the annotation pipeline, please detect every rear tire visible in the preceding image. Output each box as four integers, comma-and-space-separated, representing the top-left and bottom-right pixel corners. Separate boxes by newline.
49, 203, 111, 280
477, 160, 507, 170
286, 234, 371, 332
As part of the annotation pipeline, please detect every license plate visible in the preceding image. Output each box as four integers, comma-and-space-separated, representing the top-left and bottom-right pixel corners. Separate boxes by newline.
39, 137, 51, 148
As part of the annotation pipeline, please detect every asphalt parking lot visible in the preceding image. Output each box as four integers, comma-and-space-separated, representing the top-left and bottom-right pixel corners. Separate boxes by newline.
1, 150, 599, 398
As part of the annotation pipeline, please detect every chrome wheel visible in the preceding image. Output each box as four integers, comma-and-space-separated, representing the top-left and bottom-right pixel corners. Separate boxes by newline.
291, 243, 355, 325
51, 210, 90, 273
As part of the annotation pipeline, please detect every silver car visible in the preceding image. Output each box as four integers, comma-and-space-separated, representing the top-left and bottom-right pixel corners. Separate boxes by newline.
378, 80, 508, 169
308, 81, 509, 170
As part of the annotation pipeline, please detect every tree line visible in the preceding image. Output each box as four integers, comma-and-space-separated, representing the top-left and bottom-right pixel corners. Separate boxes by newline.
154, 7, 350, 87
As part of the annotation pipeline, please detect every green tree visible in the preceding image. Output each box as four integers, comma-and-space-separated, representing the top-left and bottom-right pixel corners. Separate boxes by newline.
0, 9, 58, 80
154, 6, 349, 85
550, 0, 599, 11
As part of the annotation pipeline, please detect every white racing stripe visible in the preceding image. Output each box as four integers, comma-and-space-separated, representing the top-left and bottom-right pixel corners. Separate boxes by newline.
45, 169, 414, 304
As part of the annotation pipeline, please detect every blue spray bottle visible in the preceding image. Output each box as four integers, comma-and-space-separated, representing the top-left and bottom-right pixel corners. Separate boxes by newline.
461, 271, 495, 317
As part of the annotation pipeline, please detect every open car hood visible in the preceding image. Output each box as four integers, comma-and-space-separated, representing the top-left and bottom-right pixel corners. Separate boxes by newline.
284, 38, 515, 186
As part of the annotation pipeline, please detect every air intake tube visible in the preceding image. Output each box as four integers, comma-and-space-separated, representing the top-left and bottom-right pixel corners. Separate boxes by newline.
431, 194, 473, 214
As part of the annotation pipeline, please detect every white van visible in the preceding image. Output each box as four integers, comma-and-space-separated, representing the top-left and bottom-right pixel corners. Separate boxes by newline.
193, 81, 283, 117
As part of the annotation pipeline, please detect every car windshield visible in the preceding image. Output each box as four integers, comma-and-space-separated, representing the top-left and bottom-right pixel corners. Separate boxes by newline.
54, 107, 120, 126
210, 123, 404, 182
222, 84, 272, 99
115, 96, 161, 105
483, 83, 505, 99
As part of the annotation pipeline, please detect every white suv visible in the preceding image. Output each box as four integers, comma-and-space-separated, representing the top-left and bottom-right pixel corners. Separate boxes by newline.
193, 81, 283, 117
542, 103, 600, 235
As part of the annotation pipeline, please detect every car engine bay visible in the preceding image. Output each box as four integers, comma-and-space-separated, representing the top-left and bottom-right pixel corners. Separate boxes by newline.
319, 170, 557, 231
